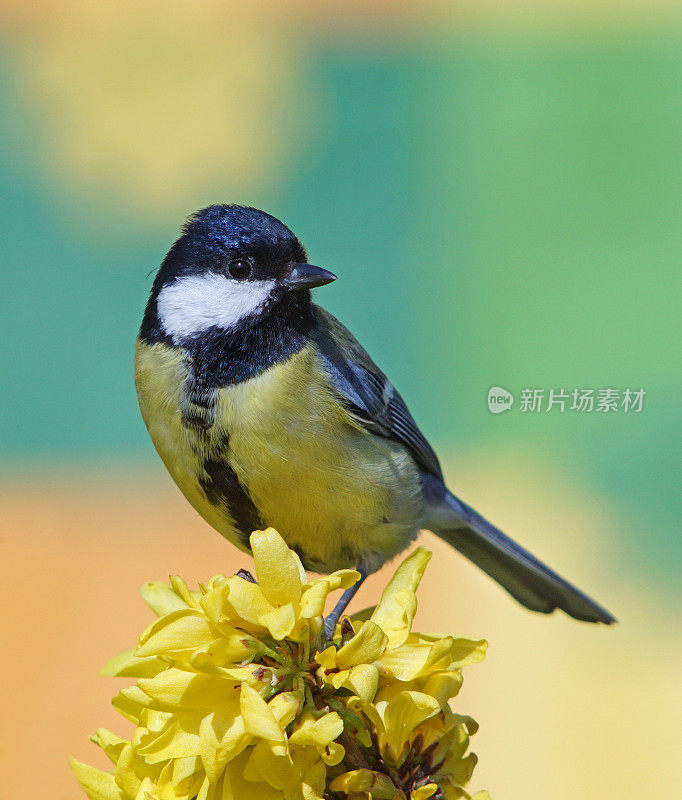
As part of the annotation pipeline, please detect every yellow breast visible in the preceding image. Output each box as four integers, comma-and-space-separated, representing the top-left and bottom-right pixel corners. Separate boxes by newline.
134, 340, 243, 549
134, 339, 423, 572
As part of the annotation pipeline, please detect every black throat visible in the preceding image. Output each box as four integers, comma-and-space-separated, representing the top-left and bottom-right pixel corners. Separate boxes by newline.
141, 289, 315, 392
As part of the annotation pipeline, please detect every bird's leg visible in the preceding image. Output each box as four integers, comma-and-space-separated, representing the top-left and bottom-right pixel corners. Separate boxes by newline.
323, 565, 368, 640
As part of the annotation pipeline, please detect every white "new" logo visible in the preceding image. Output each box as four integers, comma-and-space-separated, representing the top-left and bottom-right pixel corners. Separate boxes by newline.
487, 386, 514, 414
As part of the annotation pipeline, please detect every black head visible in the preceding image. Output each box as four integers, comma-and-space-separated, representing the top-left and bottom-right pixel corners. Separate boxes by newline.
142, 205, 335, 344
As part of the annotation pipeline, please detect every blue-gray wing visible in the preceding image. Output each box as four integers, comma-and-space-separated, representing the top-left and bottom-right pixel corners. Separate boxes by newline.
310, 306, 443, 480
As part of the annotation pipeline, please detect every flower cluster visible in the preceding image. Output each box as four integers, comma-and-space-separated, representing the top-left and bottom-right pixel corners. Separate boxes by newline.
72, 529, 490, 800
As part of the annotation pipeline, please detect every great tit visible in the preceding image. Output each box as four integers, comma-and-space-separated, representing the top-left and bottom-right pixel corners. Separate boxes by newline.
135, 205, 615, 631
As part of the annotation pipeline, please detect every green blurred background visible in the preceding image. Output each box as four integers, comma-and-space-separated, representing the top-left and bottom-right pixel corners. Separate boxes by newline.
1, 3, 680, 799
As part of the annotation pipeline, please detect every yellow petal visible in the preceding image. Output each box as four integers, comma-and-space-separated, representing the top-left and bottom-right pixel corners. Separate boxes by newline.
322, 741, 345, 766
260, 602, 297, 640
195, 776, 212, 800
377, 633, 480, 684
70, 758, 123, 800
375, 639, 432, 682
289, 711, 343, 748
445, 751, 478, 787
140, 580, 190, 616
140, 708, 172, 734
300, 570, 360, 618
133, 777, 159, 800
170, 575, 202, 609
159, 755, 203, 799
137, 609, 217, 656
223, 749, 282, 800
371, 547, 431, 647
222, 666, 267, 685
199, 701, 251, 783
268, 690, 303, 728
138, 668, 238, 710
239, 684, 285, 742
421, 635, 487, 672
343, 664, 380, 702
155, 760, 173, 794
112, 744, 143, 798
297, 750, 328, 800
325, 569, 362, 592
328, 668, 352, 690
221, 577, 272, 632
411, 784, 438, 800
250, 528, 303, 606
100, 648, 166, 679
136, 719, 202, 762
298, 580, 330, 619
205, 574, 229, 591
449, 713, 479, 737
91, 728, 127, 766
430, 716, 473, 764
199, 578, 231, 628
111, 686, 150, 723
423, 636, 462, 675
336, 620, 388, 669
382, 691, 440, 760
244, 739, 295, 792
421, 670, 464, 705
346, 696, 385, 739
448, 636, 488, 668
329, 769, 397, 799
188, 637, 256, 672
242, 741, 266, 783
314, 646, 337, 670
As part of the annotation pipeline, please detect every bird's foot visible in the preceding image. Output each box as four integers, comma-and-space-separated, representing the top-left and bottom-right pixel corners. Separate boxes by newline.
322, 565, 367, 640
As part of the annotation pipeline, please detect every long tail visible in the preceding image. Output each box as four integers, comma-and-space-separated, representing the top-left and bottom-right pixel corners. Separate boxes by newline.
430, 488, 615, 624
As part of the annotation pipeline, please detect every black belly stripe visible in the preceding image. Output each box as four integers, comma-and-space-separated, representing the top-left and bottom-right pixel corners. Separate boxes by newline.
198, 457, 265, 549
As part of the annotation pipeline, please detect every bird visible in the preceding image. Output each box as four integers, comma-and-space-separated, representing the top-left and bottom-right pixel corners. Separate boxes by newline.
135, 204, 615, 633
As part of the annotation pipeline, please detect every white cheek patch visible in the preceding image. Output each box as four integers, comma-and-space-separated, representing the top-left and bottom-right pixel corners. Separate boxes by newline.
157, 272, 275, 341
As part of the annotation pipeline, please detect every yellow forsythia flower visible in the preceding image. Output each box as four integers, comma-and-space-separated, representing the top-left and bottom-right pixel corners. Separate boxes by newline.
71, 529, 489, 800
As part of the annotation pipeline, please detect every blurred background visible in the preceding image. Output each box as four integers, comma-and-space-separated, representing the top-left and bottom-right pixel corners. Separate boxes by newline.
1, 2, 680, 798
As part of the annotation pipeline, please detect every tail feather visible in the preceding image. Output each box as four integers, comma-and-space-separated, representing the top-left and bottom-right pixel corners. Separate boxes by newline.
431, 489, 615, 624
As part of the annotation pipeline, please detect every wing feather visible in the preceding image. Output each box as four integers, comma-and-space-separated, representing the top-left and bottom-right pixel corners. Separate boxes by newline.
310, 306, 443, 480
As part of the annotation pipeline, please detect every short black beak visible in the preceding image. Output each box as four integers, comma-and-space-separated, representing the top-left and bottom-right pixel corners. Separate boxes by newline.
285, 263, 337, 290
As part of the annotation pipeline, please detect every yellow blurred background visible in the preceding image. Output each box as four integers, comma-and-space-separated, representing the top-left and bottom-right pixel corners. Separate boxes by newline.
1, 2, 680, 798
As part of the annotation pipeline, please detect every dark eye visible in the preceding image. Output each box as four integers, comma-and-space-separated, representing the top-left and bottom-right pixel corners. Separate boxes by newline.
227, 258, 252, 280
